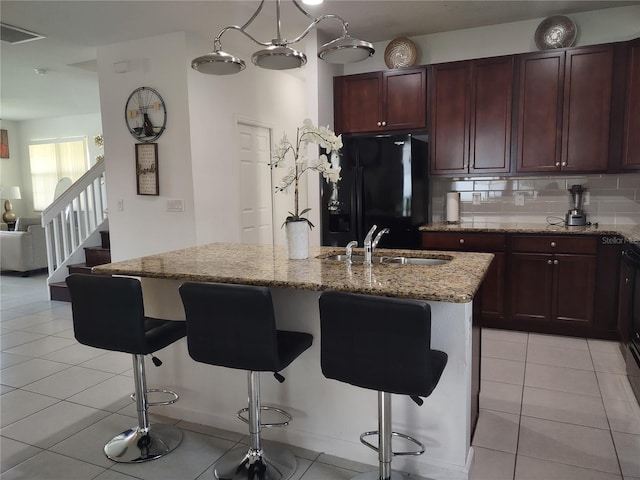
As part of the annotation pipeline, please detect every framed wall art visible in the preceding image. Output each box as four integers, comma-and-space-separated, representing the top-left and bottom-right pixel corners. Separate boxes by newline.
1, 129, 9, 158
135, 143, 159, 196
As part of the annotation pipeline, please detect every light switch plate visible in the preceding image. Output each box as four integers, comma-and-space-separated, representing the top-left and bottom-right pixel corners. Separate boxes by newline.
166, 199, 184, 212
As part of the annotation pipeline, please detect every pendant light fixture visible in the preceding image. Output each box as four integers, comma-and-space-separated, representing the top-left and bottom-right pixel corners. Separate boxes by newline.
191, 0, 374, 75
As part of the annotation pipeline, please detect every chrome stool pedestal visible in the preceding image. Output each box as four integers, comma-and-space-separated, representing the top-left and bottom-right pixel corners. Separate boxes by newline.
214, 371, 296, 480
104, 354, 183, 463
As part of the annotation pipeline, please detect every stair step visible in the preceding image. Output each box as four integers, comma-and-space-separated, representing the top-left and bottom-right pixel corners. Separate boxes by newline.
67, 263, 93, 274
50, 282, 71, 302
100, 230, 110, 249
84, 246, 111, 267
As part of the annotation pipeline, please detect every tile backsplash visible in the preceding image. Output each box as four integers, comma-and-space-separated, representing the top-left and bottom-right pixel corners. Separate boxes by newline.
431, 173, 640, 225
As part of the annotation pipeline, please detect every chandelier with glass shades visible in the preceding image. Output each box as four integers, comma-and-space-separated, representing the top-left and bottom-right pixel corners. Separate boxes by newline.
191, 0, 375, 75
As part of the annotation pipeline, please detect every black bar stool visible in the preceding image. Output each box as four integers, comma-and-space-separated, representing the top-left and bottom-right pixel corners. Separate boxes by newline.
66, 273, 186, 463
179, 282, 313, 480
319, 291, 448, 480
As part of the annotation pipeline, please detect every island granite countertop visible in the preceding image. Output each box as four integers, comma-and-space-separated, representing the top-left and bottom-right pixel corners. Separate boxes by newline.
92, 244, 494, 303
420, 222, 640, 243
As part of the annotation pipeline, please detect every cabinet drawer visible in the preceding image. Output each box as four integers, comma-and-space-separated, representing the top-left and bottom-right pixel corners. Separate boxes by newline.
511, 235, 597, 254
422, 232, 506, 252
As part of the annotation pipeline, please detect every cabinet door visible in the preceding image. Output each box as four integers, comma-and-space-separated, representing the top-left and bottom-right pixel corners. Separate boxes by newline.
623, 41, 640, 171
516, 51, 564, 173
618, 256, 634, 342
431, 63, 470, 174
481, 252, 506, 321
383, 68, 427, 130
470, 57, 513, 174
562, 46, 613, 172
509, 253, 553, 322
553, 254, 596, 324
334, 73, 382, 134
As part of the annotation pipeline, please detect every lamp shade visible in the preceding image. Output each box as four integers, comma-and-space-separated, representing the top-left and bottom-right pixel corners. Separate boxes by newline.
1, 186, 21, 200
318, 36, 375, 64
191, 51, 246, 75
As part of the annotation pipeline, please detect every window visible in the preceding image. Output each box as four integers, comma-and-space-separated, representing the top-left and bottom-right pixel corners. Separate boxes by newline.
29, 137, 89, 211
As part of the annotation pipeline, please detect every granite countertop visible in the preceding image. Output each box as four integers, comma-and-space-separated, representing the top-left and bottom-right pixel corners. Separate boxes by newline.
420, 222, 640, 243
92, 244, 494, 304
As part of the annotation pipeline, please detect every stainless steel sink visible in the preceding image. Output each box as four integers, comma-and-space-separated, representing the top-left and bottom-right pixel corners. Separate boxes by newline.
382, 256, 450, 266
320, 254, 450, 266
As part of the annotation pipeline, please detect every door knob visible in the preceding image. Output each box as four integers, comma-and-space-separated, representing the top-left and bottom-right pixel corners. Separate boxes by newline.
377, 121, 382, 127
553, 259, 559, 265
381, 121, 387, 126
547, 259, 553, 265
550, 242, 556, 247
459, 239, 465, 244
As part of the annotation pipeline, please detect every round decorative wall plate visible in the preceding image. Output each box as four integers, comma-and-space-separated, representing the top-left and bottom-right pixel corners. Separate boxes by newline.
534, 15, 578, 50
125, 86, 167, 142
384, 37, 418, 69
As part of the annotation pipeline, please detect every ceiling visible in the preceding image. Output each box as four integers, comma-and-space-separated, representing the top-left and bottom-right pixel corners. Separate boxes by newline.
1, 0, 638, 121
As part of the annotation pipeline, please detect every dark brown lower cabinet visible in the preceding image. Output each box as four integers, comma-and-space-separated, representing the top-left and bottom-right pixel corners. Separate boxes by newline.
422, 231, 622, 339
509, 252, 596, 326
421, 232, 506, 322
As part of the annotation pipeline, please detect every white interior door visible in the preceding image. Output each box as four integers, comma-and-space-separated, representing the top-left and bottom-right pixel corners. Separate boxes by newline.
237, 122, 274, 245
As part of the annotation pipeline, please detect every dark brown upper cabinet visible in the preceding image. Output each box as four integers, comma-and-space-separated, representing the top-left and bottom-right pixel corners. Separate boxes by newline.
430, 56, 513, 175
622, 39, 640, 171
333, 67, 427, 134
516, 45, 614, 173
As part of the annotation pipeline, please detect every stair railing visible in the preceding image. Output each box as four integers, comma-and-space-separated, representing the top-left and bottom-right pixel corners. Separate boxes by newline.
41, 161, 108, 275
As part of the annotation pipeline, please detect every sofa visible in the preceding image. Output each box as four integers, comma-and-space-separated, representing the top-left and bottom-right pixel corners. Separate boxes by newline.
1, 217, 48, 274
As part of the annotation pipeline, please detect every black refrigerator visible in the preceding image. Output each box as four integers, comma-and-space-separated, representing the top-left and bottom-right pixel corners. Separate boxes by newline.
321, 132, 429, 249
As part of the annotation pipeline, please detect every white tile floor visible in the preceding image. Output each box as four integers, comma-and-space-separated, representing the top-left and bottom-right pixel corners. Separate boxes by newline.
1, 272, 640, 480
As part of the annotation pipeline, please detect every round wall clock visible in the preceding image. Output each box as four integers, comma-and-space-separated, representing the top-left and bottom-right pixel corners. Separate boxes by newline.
125, 86, 167, 142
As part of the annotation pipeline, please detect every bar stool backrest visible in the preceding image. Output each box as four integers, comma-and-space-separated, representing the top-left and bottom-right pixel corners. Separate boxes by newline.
319, 291, 444, 398
66, 274, 149, 354
179, 282, 280, 372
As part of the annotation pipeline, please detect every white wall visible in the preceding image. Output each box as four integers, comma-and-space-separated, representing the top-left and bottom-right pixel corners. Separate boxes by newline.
185, 34, 307, 247
97, 32, 308, 259
1, 114, 103, 218
97, 32, 197, 261
344, 5, 640, 75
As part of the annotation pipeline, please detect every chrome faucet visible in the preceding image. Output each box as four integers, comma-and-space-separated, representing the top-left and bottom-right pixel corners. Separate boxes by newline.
372, 228, 390, 255
363, 225, 378, 265
345, 240, 358, 264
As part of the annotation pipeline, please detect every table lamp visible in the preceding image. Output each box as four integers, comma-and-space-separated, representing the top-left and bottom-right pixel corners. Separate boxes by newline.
2, 186, 21, 223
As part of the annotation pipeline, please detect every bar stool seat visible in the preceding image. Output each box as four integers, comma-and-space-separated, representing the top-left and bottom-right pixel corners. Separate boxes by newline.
319, 291, 447, 480
66, 273, 186, 463
179, 282, 313, 480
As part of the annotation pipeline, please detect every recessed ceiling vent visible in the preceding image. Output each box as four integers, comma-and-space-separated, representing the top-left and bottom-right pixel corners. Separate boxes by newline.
1, 23, 45, 44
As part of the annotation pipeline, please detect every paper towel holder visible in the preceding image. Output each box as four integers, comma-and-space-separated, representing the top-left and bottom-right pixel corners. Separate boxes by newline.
445, 192, 461, 224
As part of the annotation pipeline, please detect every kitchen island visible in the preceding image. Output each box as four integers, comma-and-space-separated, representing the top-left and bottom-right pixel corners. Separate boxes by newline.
93, 243, 493, 480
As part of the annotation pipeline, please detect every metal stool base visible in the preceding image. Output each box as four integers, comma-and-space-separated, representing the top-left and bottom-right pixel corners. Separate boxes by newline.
104, 423, 183, 463
351, 471, 425, 480
213, 444, 296, 480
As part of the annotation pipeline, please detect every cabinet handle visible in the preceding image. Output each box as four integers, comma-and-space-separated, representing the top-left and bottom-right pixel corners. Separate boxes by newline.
562, 162, 567, 167
382, 121, 387, 126
550, 242, 556, 247
555, 162, 560, 167
459, 238, 465, 244
553, 259, 559, 265
377, 121, 382, 127
626, 278, 630, 284
547, 259, 553, 265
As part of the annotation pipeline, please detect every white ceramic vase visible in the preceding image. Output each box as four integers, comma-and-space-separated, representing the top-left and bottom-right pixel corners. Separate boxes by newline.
285, 221, 309, 259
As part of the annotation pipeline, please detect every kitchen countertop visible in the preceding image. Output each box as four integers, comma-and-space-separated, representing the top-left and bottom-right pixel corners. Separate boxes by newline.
420, 222, 640, 243
92, 244, 493, 303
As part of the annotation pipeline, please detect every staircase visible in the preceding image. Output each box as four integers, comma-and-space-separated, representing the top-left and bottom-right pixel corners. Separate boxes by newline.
41, 161, 109, 301
49, 230, 111, 301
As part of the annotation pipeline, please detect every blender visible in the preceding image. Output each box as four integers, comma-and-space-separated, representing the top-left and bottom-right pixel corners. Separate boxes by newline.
566, 184, 587, 226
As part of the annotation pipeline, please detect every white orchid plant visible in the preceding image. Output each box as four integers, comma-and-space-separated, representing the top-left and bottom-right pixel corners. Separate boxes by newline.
271, 119, 342, 229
